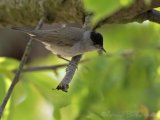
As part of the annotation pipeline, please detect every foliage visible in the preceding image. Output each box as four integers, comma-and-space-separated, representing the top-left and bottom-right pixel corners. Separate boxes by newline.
1, 0, 160, 120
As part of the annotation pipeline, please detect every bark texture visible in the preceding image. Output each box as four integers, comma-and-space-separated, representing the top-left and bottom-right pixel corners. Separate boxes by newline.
0, 0, 160, 27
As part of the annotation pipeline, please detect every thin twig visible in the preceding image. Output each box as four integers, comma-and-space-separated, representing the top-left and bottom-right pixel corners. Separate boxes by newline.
17, 64, 67, 72
56, 16, 91, 92
0, 18, 44, 119
13, 59, 88, 73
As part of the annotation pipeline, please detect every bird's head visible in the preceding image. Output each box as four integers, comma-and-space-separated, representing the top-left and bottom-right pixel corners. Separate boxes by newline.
90, 31, 106, 53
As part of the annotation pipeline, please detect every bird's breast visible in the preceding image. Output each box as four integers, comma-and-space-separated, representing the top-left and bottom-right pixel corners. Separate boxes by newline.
42, 42, 82, 57
42, 41, 98, 57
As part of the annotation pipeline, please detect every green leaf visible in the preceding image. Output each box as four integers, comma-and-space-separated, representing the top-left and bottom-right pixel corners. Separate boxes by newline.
0, 74, 7, 103
0, 57, 19, 71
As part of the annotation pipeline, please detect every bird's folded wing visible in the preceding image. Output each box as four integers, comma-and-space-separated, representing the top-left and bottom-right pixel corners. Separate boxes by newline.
31, 27, 85, 46
12, 26, 85, 46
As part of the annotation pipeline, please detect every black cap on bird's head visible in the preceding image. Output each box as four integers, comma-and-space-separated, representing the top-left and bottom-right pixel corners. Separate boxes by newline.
90, 31, 106, 53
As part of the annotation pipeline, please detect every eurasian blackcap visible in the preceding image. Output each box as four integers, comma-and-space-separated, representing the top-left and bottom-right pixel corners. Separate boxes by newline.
12, 26, 106, 58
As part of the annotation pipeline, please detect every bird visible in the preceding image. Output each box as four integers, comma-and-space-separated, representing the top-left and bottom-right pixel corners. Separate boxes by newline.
12, 26, 106, 60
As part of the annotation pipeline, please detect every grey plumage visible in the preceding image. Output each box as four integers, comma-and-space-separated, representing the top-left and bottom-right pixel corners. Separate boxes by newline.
12, 26, 105, 57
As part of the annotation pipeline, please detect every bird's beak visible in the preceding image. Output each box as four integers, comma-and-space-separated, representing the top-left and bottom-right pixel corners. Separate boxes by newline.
97, 47, 106, 56
101, 47, 106, 53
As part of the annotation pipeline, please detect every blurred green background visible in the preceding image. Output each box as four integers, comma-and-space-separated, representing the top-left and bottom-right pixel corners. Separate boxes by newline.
1, 0, 160, 120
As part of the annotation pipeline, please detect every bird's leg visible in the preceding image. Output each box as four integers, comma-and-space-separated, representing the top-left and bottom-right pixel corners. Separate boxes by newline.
57, 55, 78, 70
57, 55, 70, 62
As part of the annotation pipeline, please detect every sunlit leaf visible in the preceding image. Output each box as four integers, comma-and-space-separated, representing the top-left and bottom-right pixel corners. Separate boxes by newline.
0, 74, 6, 103
0, 57, 19, 71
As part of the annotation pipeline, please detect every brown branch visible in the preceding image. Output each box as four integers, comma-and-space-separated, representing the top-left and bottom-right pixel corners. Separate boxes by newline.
0, 0, 84, 26
0, 18, 44, 119
133, 10, 160, 24
94, 0, 160, 29
106, 0, 160, 23
1, 0, 160, 27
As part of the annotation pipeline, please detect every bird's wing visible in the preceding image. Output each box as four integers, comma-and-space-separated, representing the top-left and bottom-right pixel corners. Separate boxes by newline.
30, 27, 85, 46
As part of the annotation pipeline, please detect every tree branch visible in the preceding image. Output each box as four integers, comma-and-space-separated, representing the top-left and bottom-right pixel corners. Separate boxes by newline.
134, 10, 160, 24
1, 0, 160, 27
0, 0, 84, 26
93, 0, 160, 29
0, 18, 44, 119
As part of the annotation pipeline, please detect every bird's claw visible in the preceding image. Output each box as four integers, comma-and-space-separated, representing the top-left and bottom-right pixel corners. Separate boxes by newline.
56, 84, 69, 92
